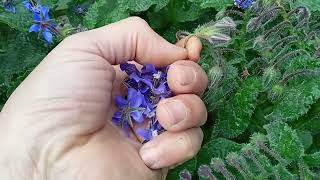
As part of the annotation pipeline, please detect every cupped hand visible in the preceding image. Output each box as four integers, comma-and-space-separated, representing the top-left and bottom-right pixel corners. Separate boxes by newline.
0, 17, 208, 180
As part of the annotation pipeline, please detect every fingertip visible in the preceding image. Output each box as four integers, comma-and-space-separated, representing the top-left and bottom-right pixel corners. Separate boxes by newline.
156, 94, 207, 131
186, 36, 202, 62
139, 128, 203, 169
167, 60, 208, 96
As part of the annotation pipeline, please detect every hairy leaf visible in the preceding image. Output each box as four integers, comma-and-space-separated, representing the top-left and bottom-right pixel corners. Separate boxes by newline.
264, 121, 304, 162
266, 78, 320, 122
188, 0, 233, 11
83, 0, 129, 29
196, 138, 241, 167
212, 77, 262, 138
120, 0, 169, 12
0, 30, 48, 85
293, 0, 320, 12
273, 165, 297, 180
0, 3, 32, 31
303, 152, 320, 168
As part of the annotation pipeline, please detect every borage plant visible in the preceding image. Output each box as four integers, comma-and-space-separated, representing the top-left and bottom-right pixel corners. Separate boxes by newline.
1, 0, 320, 179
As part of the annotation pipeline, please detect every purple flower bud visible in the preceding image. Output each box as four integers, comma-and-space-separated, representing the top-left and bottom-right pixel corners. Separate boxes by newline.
198, 165, 217, 180
179, 169, 192, 180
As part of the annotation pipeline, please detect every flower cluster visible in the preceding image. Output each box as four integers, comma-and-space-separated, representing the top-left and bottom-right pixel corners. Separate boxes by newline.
23, 0, 57, 44
234, 0, 254, 9
112, 63, 172, 142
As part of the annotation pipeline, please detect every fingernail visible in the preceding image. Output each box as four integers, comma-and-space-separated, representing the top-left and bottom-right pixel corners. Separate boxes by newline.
172, 65, 196, 86
163, 100, 187, 126
140, 145, 158, 168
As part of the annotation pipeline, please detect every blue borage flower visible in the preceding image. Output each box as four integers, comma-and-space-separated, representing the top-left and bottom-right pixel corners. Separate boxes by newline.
136, 120, 165, 142
2, 0, 15, 13
114, 63, 172, 142
234, 0, 254, 9
23, 0, 43, 13
112, 88, 145, 132
28, 6, 57, 43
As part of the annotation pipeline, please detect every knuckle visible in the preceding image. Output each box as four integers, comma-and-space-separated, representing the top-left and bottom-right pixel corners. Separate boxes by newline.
128, 16, 149, 27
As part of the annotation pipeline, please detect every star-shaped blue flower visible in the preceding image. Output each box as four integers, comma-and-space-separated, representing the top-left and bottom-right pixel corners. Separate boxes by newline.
23, 0, 43, 13
112, 88, 145, 132
29, 6, 56, 43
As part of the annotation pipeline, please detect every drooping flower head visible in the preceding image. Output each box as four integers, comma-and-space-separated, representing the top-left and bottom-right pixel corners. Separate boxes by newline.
2, 0, 15, 13
29, 6, 57, 43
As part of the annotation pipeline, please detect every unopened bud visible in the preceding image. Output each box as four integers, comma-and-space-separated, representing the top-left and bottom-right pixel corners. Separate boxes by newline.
262, 67, 280, 89
208, 33, 232, 45
179, 169, 192, 180
268, 84, 284, 102
214, 17, 237, 31
198, 165, 217, 180
208, 65, 224, 88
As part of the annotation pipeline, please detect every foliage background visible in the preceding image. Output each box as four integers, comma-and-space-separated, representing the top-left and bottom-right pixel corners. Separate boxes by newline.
1, 0, 320, 179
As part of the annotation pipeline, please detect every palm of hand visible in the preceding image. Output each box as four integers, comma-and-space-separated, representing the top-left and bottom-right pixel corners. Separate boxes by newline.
0, 17, 207, 180
0, 43, 164, 180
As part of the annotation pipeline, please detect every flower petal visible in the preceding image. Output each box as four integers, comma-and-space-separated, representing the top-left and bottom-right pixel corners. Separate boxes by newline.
136, 128, 152, 141
115, 96, 127, 108
129, 93, 143, 108
113, 111, 122, 118
33, 12, 41, 21
142, 64, 157, 74
120, 63, 139, 75
127, 88, 138, 100
129, 73, 141, 82
140, 78, 153, 88
130, 110, 144, 123
29, 24, 41, 32
42, 30, 53, 43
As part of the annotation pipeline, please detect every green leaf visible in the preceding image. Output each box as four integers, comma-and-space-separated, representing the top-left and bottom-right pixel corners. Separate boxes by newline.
188, 0, 233, 11
55, 0, 72, 10
303, 152, 320, 168
120, 0, 169, 12
96, 7, 129, 27
84, 1, 129, 29
292, 0, 320, 12
266, 78, 320, 122
296, 100, 320, 136
173, 1, 205, 22
296, 130, 313, 150
196, 138, 241, 166
273, 165, 297, 180
0, 29, 48, 85
0, 2, 32, 31
264, 121, 304, 162
83, 0, 106, 29
212, 77, 262, 138
167, 158, 197, 180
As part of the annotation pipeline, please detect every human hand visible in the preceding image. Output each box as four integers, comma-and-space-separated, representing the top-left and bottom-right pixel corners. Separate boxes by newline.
0, 17, 208, 180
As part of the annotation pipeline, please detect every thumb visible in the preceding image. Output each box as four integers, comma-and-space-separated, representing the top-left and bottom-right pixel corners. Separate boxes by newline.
56, 17, 188, 67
